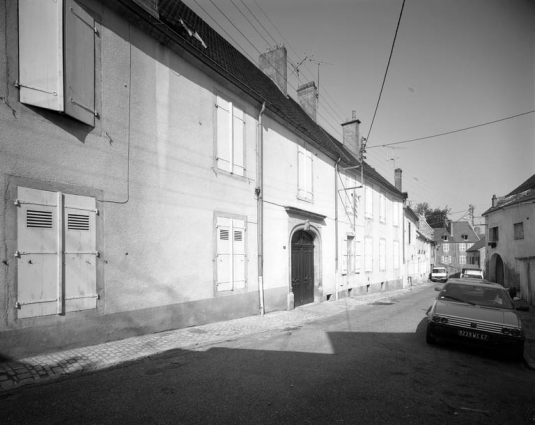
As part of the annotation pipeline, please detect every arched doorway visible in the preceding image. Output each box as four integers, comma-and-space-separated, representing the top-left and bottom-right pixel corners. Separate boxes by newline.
291, 230, 314, 307
495, 255, 505, 286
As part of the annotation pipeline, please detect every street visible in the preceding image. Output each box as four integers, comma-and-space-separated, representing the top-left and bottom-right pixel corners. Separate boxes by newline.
2, 284, 534, 424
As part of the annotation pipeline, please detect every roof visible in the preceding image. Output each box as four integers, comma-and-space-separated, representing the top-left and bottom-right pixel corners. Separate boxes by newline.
150, 0, 403, 197
466, 237, 486, 252
483, 173, 535, 216
433, 221, 480, 244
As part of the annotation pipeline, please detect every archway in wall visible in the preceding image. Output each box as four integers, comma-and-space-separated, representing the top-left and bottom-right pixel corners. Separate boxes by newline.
291, 230, 315, 307
495, 255, 505, 286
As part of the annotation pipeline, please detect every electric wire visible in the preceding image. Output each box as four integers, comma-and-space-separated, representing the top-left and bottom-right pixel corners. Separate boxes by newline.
366, 0, 406, 143
230, 0, 272, 48
368, 109, 535, 148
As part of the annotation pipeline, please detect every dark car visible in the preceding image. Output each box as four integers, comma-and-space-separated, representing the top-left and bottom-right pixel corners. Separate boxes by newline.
426, 279, 527, 359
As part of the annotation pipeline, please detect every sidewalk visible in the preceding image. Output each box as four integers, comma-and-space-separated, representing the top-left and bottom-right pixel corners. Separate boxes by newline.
0, 282, 534, 393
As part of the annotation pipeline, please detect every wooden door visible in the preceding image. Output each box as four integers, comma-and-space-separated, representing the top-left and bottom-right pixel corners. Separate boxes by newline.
291, 231, 314, 307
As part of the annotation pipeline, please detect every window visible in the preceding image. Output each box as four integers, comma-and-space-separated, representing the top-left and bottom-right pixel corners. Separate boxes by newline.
459, 256, 466, 265
443, 243, 449, 252
365, 185, 373, 219
18, 0, 96, 126
393, 201, 399, 226
489, 226, 499, 242
514, 222, 524, 240
216, 216, 246, 291
215, 94, 246, 176
461, 234, 468, 240
342, 235, 353, 275
379, 192, 386, 223
355, 240, 361, 273
459, 243, 466, 252
379, 239, 386, 271
408, 222, 412, 244
16, 187, 98, 318
297, 146, 314, 201
393, 241, 400, 269
365, 237, 373, 272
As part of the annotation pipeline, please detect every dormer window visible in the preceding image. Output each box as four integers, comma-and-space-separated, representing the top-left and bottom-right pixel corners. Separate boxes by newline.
441, 235, 448, 241
461, 234, 468, 240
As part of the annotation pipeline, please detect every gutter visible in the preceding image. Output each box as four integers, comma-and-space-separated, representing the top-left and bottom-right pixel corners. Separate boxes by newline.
257, 102, 266, 315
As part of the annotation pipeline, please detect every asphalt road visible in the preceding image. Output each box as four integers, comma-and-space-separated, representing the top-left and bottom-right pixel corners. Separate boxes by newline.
2, 285, 534, 424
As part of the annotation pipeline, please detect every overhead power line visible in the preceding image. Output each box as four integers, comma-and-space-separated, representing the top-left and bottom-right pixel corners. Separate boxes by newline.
366, 0, 406, 143
368, 109, 535, 148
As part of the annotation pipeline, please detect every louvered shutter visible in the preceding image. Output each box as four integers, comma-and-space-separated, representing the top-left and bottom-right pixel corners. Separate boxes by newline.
64, 194, 97, 312
297, 148, 306, 198
365, 238, 373, 272
232, 106, 245, 176
216, 217, 232, 291
365, 186, 373, 218
216, 96, 231, 172
18, 0, 64, 111
16, 188, 59, 318
341, 236, 348, 275
305, 151, 313, 200
232, 219, 246, 289
379, 239, 386, 271
64, 0, 96, 126
355, 240, 361, 272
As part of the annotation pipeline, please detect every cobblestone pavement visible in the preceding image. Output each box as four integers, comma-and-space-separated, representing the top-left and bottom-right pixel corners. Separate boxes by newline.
1, 282, 534, 393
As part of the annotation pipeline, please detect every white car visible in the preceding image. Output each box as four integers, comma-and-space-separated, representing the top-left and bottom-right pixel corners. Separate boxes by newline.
430, 267, 448, 283
461, 268, 484, 280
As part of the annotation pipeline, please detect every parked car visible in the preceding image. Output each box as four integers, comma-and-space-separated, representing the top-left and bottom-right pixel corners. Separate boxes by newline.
426, 279, 528, 359
461, 268, 484, 280
430, 267, 448, 282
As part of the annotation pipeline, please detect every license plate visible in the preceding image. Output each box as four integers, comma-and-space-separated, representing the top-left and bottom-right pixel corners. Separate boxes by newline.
458, 330, 488, 341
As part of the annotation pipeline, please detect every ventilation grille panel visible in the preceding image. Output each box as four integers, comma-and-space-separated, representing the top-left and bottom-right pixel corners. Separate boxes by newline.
27, 210, 53, 228
68, 214, 90, 231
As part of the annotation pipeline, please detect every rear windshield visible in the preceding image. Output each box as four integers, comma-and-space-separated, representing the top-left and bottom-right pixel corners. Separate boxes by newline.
439, 283, 513, 310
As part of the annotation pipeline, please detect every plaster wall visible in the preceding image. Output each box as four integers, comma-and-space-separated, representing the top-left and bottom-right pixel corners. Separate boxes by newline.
0, 1, 260, 356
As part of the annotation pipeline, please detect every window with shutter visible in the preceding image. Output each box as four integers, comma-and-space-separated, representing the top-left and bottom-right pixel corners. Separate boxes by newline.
365, 185, 373, 219
18, 0, 96, 126
341, 236, 348, 275
380, 192, 386, 223
365, 237, 373, 272
297, 146, 313, 201
216, 216, 247, 292
379, 239, 386, 271
393, 241, 400, 269
16, 187, 98, 318
215, 94, 245, 176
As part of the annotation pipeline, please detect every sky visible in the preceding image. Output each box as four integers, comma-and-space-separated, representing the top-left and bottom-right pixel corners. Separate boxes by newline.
184, 0, 535, 226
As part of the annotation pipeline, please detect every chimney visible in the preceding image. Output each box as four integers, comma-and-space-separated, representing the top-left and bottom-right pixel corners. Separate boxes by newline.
341, 111, 361, 159
259, 46, 287, 95
394, 168, 402, 192
297, 81, 318, 122
492, 194, 497, 207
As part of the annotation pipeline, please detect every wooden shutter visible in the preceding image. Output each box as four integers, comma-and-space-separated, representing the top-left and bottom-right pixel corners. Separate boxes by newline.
365, 185, 373, 218
216, 96, 231, 172
18, 0, 64, 111
216, 217, 232, 291
232, 106, 245, 176
64, 0, 96, 126
379, 239, 386, 271
341, 236, 348, 275
232, 219, 246, 289
64, 193, 97, 312
365, 237, 373, 272
355, 240, 361, 272
16, 188, 59, 318
305, 151, 313, 200
297, 148, 306, 198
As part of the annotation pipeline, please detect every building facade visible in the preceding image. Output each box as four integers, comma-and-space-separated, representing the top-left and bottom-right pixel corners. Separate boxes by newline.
0, 0, 407, 359
483, 174, 535, 305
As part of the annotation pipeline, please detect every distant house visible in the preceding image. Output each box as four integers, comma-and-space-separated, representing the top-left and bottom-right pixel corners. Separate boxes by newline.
482, 174, 535, 305
466, 237, 486, 270
433, 221, 481, 277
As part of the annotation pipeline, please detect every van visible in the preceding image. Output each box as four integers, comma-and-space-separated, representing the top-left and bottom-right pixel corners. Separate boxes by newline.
430, 267, 448, 283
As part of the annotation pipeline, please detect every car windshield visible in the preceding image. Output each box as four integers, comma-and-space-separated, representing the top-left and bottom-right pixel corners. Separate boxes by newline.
439, 283, 514, 310
433, 269, 445, 273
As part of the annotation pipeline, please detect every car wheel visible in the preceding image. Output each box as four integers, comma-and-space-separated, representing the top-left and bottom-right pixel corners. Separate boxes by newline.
426, 325, 436, 344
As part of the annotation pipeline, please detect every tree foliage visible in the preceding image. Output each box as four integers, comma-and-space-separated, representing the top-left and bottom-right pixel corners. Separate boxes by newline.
414, 202, 451, 228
